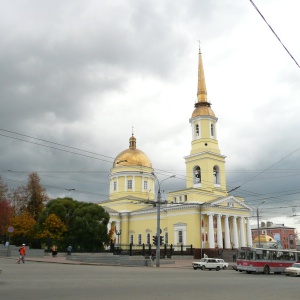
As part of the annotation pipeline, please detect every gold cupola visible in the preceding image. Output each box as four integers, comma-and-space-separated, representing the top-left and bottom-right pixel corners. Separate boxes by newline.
192, 48, 215, 118
113, 134, 152, 168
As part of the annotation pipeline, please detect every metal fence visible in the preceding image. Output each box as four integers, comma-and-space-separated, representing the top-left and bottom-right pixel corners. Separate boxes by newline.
110, 243, 194, 257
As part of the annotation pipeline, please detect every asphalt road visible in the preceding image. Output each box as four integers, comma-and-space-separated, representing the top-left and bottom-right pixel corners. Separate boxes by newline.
0, 257, 299, 300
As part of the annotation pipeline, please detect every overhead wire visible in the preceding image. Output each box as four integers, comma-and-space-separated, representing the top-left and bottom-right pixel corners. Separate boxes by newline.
2, 127, 300, 216
249, 0, 300, 68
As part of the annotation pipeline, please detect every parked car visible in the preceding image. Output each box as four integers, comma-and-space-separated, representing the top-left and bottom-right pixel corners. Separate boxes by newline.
285, 263, 300, 276
192, 258, 224, 271
215, 259, 228, 269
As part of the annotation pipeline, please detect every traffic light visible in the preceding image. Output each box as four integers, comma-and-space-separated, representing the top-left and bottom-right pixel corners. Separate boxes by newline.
152, 235, 157, 245
160, 236, 164, 245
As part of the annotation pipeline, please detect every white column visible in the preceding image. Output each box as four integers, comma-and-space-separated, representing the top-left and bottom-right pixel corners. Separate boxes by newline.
224, 215, 231, 249
217, 214, 223, 248
246, 217, 252, 247
132, 175, 135, 191
208, 214, 215, 248
115, 221, 121, 245
232, 216, 239, 249
239, 217, 246, 247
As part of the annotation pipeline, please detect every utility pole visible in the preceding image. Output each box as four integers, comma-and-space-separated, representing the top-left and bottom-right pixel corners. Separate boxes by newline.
152, 174, 175, 267
256, 200, 265, 247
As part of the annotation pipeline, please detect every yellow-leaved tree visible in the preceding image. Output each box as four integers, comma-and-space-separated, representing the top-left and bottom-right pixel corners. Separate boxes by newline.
38, 213, 67, 242
9, 212, 37, 240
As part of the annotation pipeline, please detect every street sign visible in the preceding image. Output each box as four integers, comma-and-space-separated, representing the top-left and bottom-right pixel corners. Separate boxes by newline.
8, 226, 14, 233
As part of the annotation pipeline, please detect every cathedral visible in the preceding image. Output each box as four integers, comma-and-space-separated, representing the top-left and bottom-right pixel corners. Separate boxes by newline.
100, 50, 252, 252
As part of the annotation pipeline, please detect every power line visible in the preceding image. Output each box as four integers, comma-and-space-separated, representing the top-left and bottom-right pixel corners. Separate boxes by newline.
237, 146, 300, 189
0, 128, 115, 160
249, 0, 300, 68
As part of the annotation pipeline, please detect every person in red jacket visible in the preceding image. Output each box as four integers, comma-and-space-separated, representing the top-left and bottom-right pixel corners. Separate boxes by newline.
17, 244, 26, 264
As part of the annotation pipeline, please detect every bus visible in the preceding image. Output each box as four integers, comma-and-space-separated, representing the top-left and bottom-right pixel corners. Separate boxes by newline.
236, 247, 300, 274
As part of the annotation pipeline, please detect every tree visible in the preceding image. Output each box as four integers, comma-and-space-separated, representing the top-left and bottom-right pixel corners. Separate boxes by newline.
39, 198, 110, 251
70, 203, 110, 251
10, 212, 37, 241
7, 186, 28, 216
25, 172, 49, 220
39, 197, 77, 227
38, 213, 67, 242
0, 199, 14, 236
0, 176, 8, 201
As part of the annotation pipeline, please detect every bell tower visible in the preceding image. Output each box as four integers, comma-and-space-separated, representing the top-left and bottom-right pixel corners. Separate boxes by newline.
184, 49, 227, 194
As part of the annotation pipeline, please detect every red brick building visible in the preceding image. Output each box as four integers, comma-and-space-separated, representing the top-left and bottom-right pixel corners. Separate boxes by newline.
251, 221, 297, 249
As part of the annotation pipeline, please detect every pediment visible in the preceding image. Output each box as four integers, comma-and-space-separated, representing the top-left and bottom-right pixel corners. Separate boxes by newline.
174, 222, 187, 226
207, 196, 252, 211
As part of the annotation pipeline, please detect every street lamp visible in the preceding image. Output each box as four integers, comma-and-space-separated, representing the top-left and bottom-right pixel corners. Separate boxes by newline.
257, 200, 265, 248
152, 173, 176, 267
115, 229, 122, 246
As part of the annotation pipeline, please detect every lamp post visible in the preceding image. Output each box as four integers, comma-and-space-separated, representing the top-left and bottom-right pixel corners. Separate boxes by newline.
152, 173, 176, 267
256, 200, 265, 248
115, 229, 122, 246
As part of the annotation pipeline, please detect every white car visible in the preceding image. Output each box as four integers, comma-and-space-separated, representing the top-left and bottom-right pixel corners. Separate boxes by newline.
285, 263, 300, 276
216, 259, 228, 269
192, 258, 224, 271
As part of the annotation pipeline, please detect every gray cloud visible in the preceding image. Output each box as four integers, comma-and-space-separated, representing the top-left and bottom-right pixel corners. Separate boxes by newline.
1, 0, 300, 229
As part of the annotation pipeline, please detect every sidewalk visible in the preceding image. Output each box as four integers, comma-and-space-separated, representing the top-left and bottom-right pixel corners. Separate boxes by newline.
23, 255, 195, 268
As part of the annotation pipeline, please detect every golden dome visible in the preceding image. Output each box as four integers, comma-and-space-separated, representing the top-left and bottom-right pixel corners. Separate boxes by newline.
113, 134, 152, 168
253, 235, 276, 243
192, 105, 215, 118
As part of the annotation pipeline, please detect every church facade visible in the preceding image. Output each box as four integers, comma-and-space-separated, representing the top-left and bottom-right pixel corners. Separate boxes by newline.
100, 50, 252, 252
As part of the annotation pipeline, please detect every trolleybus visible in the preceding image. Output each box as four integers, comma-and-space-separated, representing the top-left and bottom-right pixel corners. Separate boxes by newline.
236, 247, 300, 274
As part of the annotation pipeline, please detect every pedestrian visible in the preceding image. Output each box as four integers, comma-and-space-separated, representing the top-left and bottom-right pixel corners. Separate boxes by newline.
17, 244, 26, 264
67, 244, 72, 255
233, 253, 236, 262
204, 252, 208, 258
51, 245, 58, 257
151, 252, 155, 261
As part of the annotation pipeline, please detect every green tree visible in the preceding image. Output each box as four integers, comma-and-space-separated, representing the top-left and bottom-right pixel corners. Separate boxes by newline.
39, 197, 77, 227
39, 198, 110, 251
70, 203, 110, 251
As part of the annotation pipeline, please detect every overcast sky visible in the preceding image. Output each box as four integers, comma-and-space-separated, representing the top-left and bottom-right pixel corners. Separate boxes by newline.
1, 0, 300, 231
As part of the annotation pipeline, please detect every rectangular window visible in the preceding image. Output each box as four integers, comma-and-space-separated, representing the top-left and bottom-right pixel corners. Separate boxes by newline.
138, 234, 142, 245
130, 234, 134, 244
178, 231, 183, 243
179, 196, 182, 202
128, 180, 132, 189
184, 195, 187, 202
147, 233, 150, 244
144, 181, 148, 190
113, 181, 117, 191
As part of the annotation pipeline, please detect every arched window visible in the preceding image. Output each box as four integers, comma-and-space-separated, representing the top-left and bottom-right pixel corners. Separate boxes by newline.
213, 166, 220, 184
195, 124, 199, 136
211, 123, 214, 137
194, 166, 201, 184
